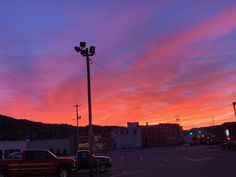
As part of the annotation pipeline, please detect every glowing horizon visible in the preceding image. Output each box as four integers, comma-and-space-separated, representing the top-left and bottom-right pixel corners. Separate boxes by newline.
0, 1, 236, 130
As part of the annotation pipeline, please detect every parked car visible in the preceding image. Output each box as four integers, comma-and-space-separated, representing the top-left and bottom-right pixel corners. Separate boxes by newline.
221, 140, 236, 150
75, 150, 112, 173
0, 149, 76, 177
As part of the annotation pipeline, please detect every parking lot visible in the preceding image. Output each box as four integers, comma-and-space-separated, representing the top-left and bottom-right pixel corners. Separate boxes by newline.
73, 145, 236, 177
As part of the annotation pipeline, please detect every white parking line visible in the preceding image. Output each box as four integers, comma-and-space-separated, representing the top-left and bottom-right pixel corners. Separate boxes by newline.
207, 149, 219, 152
111, 166, 126, 171
110, 169, 149, 177
159, 156, 168, 163
120, 155, 125, 161
157, 163, 168, 166
139, 155, 144, 161
181, 156, 212, 162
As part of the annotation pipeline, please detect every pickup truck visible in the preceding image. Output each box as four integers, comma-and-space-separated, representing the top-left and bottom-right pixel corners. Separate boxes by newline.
75, 150, 112, 173
0, 149, 76, 177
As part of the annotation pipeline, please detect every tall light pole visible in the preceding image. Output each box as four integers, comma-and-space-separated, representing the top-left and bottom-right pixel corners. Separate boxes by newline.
74, 42, 95, 177
233, 101, 236, 117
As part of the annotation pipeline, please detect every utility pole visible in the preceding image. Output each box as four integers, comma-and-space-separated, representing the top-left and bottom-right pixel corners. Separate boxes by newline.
212, 116, 215, 126
175, 115, 182, 142
75, 104, 81, 151
74, 42, 95, 177
176, 115, 181, 125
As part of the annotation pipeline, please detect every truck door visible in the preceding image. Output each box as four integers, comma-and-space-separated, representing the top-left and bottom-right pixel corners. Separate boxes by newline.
20, 151, 37, 176
34, 150, 57, 175
7, 152, 22, 177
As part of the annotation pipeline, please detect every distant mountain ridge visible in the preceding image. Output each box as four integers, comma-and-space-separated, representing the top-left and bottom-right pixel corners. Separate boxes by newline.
0, 114, 122, 141
1, 114, 236, 141
0, 114, 76, 140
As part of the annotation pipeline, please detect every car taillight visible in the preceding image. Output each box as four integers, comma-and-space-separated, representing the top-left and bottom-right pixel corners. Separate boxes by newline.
73, 160, 76, 167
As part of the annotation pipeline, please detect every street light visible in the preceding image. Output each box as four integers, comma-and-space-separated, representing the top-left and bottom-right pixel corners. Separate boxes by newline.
74, 42, 95, 177
233, 101, 236, 117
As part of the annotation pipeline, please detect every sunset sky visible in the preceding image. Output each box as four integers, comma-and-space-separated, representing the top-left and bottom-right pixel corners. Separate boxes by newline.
0, 0, 236, 129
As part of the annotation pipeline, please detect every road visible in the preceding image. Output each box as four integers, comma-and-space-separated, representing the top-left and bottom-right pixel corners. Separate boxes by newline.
73, 145, 236, 177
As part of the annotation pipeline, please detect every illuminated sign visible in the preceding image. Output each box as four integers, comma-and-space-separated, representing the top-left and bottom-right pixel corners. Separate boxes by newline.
225, 129, 230, 136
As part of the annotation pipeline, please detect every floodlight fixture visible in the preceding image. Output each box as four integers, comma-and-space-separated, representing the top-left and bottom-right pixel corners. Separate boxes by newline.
74, 46, 80, 53
233, 101, 236, 117
80, 41, 86, 48
80, 48, 87, 56
89, 46, 95, 55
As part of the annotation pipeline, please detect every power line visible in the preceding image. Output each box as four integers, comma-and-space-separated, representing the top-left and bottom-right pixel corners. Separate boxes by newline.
92, 61, 130, 84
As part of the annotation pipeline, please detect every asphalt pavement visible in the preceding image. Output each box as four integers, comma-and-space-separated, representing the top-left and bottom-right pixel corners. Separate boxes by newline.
73, 145, 236, 177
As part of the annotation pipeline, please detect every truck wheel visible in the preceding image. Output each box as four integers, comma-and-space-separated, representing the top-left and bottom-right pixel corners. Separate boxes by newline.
99, 164, 107, 173
58, 169, 69, 177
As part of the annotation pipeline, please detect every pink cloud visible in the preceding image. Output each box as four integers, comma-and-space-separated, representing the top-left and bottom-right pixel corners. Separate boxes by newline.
2, 2, 236, 129
133, 6, 236, 68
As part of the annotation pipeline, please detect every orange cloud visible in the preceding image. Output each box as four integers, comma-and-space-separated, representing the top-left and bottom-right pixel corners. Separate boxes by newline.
1, 3, 236, 130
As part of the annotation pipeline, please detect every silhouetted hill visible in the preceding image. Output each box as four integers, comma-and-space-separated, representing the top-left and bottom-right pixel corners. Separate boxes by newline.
0, 114, 76, 140
0, 114, 123, 141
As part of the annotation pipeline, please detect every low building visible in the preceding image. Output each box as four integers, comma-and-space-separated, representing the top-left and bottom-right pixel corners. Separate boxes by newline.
111, 122, 183, 149
141, 123, 183, 147
28, 138, 71, 155
111, 122, 142, 149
